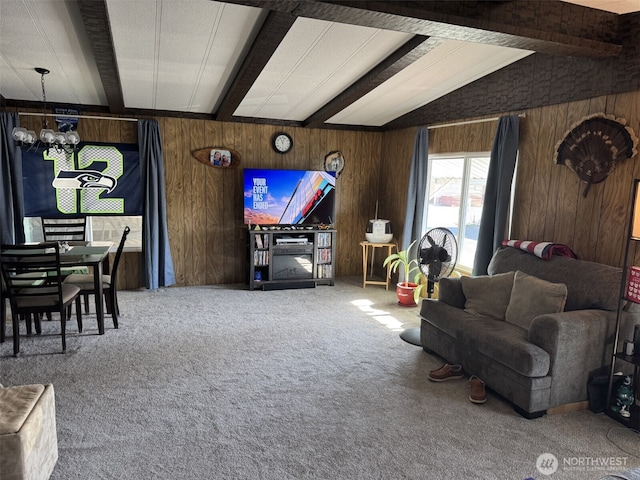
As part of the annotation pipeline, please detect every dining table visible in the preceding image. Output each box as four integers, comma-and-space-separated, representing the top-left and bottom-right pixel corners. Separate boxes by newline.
1, 240, 113, 342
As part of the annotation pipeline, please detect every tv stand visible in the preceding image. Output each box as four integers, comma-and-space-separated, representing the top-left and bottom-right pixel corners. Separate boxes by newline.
247, 228, 336, 291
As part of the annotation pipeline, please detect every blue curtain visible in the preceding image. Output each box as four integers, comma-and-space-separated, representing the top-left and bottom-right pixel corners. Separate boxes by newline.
401, 128, 429, 276
138, 119, 176, 289
0, 112, 25, 244
472, 115, 520, 276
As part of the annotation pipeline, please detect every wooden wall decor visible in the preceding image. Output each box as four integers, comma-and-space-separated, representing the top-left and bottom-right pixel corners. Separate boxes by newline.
554, 113, 639, 197
324, 150, 345, 178
192, 147, 241, 168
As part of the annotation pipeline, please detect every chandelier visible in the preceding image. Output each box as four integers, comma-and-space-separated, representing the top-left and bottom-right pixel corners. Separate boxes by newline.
12, 67, 80, 153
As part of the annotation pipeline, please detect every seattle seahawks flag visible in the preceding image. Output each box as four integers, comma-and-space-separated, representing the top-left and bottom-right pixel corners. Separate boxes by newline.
22, 142, 142, 217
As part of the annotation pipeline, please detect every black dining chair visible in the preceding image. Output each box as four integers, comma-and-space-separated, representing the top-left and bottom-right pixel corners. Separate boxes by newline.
41, 217, 88, 242
64, 226, 130, 329
1, 272, 55, 343
41, 216, 91, 312
0, 243, 82, 356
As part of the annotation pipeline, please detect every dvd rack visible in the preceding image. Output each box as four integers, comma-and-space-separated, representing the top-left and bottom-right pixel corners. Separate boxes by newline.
247, 229, 336, 290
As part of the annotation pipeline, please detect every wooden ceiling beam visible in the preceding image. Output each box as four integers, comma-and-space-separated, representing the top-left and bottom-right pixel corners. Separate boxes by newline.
223, 0, 621, 58
215, 10, 296, 121
76, 0, 125, 115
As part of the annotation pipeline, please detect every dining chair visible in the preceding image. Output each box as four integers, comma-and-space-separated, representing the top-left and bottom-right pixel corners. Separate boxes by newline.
1, 273, 52, 344
41, 217, 87, 242
0, 243, 82, 356
41, 216, 91, 312
64, 226, 130, 329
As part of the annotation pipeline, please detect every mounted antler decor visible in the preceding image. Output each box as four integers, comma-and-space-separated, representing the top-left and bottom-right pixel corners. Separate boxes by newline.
554, 113, 638, 197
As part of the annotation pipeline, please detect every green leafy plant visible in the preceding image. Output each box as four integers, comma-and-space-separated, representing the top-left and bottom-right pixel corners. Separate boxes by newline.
382, 240, 426, 303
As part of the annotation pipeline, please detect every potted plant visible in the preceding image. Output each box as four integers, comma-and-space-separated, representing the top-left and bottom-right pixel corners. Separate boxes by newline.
383, 241, 425, 306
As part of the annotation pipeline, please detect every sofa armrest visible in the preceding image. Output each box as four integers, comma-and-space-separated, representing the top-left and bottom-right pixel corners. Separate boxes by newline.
436, 277, 465, 309
528, 309, 618, 406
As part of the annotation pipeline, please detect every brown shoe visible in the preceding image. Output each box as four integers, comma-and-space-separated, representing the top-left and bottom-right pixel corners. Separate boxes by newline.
469, 376, 487, 403
428, 363, 464, 382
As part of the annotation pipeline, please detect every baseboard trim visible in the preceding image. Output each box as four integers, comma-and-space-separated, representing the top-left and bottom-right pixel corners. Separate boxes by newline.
547, 401, 589, 415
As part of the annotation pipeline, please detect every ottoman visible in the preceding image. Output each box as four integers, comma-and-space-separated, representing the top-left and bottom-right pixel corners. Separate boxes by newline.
0, 384, 58, 480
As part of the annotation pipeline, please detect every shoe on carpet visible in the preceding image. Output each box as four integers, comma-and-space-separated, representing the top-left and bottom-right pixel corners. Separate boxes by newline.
469, 375, 487, 404
428, 363, 464, 382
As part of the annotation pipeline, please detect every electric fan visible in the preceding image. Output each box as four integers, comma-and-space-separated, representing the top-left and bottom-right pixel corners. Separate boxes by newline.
417, 227, 458, 298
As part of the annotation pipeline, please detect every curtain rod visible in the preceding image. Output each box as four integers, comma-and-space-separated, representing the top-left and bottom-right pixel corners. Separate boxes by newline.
427, 113, 526, 130
18, 112, 138, 122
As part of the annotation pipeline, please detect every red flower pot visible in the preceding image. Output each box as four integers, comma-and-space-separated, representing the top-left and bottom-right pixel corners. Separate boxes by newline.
396, 282, 418, 307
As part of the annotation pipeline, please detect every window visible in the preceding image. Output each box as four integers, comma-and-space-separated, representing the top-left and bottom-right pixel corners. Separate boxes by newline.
24, 216, 142, 252
423, 153, 491, 271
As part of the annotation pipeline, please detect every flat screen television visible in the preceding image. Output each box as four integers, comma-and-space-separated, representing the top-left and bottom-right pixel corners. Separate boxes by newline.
243, 168, 336, 226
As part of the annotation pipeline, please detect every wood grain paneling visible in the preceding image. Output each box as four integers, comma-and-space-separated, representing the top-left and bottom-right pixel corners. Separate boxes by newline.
7, 87, 640, 289
511, 107, 538, 240
572, 96, 609, 259
155, 119, 383, 286
381, 89, 640, 270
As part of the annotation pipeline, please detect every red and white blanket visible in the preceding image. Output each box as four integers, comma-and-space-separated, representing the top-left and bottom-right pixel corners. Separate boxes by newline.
501, 240, 577, 260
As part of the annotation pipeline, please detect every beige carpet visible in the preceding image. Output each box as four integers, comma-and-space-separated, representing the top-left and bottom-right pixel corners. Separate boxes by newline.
1, 277, 639, 479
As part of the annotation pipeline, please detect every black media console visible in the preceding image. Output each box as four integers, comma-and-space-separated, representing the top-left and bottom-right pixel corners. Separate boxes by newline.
247, 229, 336, 291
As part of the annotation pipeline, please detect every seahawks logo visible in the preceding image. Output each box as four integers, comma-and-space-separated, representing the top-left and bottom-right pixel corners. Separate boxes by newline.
52, 170, 116, 193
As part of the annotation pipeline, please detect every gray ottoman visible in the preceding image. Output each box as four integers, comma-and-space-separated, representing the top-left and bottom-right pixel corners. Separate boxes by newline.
0, 384, 58, 480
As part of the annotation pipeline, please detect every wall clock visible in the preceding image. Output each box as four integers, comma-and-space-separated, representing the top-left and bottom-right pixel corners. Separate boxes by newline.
272, 132, 293, 154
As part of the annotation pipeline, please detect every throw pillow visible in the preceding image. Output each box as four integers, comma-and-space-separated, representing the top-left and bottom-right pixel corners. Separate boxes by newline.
461, 271, 515, 320
505, 271, 568, 330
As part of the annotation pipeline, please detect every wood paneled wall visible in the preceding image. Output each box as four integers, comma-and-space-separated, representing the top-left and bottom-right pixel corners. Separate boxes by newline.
10, 109, 382, 287
379, 88, 640, 269
157, 119, 382, 285
9, 87, 639, 289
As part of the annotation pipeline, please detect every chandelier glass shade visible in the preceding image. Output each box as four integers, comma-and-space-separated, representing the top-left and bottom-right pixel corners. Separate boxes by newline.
14, 67, 80, 153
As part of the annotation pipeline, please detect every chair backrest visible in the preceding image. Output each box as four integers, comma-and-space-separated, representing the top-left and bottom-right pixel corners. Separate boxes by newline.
42, 217, 87, 242
110, 226, 131, 289
0, 243, 65, 313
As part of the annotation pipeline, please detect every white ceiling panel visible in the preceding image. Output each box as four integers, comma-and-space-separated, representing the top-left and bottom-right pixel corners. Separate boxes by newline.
0, 0, 105, 105
328, 41, 533, 126
106, 0, 264, 113
1, 1, 637, 130
560, 0, 640, 13
234, 18, 413, 121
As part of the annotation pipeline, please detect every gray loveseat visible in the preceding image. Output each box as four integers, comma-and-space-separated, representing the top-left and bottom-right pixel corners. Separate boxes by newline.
419, 246, 638, 418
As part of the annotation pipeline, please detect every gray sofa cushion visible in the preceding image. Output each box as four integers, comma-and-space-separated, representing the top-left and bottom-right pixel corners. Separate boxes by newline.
488, 247, 622, 311
461, 271, 515, 320
458, 316, 551, 377
505, 271, 568, 330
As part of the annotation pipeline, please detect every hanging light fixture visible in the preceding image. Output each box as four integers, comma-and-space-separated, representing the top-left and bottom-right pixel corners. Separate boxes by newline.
12, 67, 80, 153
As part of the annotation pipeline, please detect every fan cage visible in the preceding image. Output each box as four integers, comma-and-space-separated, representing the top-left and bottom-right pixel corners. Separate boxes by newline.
416, 227, 458, 282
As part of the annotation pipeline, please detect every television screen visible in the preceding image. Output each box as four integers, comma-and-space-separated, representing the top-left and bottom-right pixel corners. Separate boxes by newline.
243, 168, 336, 225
